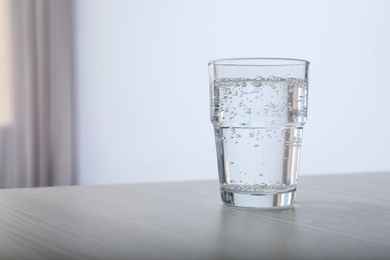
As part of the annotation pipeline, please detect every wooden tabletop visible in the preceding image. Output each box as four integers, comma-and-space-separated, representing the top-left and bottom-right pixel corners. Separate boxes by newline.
0, 172, 389, 259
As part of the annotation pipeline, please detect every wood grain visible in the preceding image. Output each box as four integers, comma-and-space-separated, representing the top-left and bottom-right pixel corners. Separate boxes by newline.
0, 173, 389, 259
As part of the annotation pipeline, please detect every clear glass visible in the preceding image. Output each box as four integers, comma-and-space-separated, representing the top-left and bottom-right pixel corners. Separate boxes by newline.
209, 58, 310, 208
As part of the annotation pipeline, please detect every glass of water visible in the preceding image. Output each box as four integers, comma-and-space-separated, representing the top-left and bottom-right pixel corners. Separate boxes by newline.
209, 58, 310, 208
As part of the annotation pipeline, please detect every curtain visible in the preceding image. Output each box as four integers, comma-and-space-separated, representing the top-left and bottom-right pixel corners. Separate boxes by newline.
0, 0, 74, 188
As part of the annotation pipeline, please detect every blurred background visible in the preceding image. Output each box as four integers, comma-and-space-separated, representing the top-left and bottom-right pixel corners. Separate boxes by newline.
0, 0, 389, 188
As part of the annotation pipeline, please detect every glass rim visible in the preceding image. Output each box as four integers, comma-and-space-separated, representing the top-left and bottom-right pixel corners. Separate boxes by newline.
208, 57, 310, 67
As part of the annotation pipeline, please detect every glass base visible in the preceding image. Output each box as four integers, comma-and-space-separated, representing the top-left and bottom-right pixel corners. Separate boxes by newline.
220, 190, 296, 208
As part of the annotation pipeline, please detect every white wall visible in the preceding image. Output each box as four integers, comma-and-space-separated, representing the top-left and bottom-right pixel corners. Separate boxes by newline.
74, 0, 390, 185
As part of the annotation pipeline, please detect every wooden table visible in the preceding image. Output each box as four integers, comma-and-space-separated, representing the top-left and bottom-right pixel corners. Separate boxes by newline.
0, 173, 389, 259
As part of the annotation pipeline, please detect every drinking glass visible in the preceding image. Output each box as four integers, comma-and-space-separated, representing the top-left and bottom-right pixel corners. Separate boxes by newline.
209, 58, 310, 208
